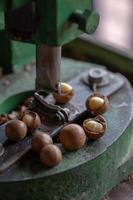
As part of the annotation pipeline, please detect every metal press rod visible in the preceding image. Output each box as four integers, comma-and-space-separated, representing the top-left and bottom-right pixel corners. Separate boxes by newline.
36, 44, 61, 93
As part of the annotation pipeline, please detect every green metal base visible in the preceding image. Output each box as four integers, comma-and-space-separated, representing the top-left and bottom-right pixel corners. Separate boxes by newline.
0, 123, 133, 200
0, 59, 133, 200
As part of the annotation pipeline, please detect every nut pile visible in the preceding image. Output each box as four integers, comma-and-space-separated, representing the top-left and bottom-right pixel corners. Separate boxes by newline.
32, 131, 62, 167
1, 81, 109, 168
0, 98, 32, 125
5, 111, 41, 141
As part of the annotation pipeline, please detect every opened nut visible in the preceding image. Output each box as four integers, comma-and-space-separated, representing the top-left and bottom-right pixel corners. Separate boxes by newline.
59, 123, 86, 150
86, 93, 109, 115
83, 115, 107, 140
22, 111, 41, 129
52, 82, 74, 104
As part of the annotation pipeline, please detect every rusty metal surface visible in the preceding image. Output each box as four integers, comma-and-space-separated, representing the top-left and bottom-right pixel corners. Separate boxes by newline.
36, 45, 61, 93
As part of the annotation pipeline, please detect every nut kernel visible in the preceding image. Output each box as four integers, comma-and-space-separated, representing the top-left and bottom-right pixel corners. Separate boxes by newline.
60, 82, 73, 93
86, 93, 109, 115
22, 114, 33, 127
85, 120, 103, 133
83, 115, 107, 140
52, 82, 74, 104
89, 97, 104, 110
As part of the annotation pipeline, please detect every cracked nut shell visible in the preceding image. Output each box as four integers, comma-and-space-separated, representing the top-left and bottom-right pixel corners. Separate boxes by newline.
32, 131, 53, 153
52, 82, 74, 104
83, 115, 107, 140
59, 123, 86, 150
22, 111, 41, 129
40, 144, 62, 167
5, 120, 27, 141
86, 93, 109, 115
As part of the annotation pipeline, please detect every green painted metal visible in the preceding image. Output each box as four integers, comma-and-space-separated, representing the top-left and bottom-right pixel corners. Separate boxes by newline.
0, 0, 99, 72
0, 9, 34, 72
0, 12, 4, 29
0, 122, 132, 200
11, 41, 35, 72
0, 34, 35, 73
0, 0, 29, 11
0, 11, 35, 73
0, 91, 33, 114
3, 0, 99, 45
36, 0, 99, 45
0, 59, 132, 200
0, 59, 94, 109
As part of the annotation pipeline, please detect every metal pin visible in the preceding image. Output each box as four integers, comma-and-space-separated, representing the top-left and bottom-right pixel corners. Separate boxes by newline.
92, 83, 97, 92
36, 44, 61, 93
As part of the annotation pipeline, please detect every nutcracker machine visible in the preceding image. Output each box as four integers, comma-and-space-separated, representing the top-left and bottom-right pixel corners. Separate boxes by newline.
0, 1, 132, 200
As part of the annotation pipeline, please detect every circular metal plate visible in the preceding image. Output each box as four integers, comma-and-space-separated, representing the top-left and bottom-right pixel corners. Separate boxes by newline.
0, 75, 132, 183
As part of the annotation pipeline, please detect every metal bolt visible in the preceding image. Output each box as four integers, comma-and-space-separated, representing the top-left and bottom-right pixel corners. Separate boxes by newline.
70, 10, 100, 34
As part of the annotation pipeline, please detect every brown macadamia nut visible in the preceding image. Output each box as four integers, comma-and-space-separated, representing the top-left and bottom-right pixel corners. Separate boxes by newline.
40, 144, 62, 167
59, 123, 86, 151
32, 131, 53, 153
5, 120, 27, 141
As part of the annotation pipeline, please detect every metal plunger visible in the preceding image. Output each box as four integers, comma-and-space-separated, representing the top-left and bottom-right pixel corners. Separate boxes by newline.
36, 44, 61, 93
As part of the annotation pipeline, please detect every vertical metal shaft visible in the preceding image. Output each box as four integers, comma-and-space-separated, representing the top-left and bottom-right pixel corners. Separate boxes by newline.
36, 44, 61, 93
